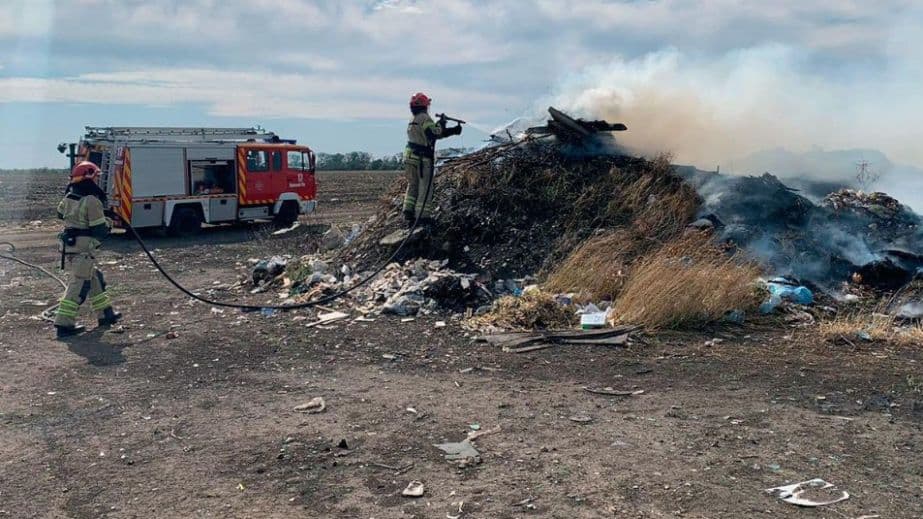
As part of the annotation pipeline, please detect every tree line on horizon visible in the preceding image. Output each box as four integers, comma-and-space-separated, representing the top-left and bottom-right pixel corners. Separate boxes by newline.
1, 152, 405, 174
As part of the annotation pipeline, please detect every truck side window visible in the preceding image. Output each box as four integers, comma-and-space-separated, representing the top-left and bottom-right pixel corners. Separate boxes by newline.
287, 150, 305, 171
272, 151, 282, 171
246, 150, 268, 172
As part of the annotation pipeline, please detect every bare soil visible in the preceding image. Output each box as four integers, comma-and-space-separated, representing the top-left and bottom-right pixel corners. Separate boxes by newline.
1, 170, 921, 518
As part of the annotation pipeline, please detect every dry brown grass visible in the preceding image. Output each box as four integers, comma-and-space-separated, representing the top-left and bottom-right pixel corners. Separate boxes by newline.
608, 155, 701, 239
544, 229, 646, 301
818, 313, 923, 346
545, 156, 701, 301
470, 290, 576, 331
609, 234, 763, 329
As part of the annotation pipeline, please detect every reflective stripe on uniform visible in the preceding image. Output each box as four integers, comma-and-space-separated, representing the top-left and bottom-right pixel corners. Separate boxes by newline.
91, 291, 112, 311
57, 299, 80, 317
88, 217, 107, 226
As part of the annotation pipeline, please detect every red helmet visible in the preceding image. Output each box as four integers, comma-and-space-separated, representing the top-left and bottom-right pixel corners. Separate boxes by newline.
71, 161, 101, 182
409, 92, 431, 109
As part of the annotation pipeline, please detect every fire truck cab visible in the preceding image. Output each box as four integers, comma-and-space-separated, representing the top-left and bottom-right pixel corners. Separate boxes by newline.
72, 127, 317, 233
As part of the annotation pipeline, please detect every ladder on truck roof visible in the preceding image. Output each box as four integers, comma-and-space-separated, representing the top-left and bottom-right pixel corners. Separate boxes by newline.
84, 126, 278, 143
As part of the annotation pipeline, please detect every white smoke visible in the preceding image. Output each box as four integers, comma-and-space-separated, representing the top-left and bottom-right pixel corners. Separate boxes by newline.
543, 28, 923, 179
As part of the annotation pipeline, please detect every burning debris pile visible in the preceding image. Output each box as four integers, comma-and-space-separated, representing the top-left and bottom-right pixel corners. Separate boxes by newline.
340, 146, 697, 283
257, 106, 923, 329
685, 170, 923, 291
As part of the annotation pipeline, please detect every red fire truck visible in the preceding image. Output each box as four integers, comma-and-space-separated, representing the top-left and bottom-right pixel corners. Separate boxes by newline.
70, 127, 317, 233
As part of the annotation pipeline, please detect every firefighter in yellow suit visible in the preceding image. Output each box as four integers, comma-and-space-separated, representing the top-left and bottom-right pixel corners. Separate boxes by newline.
403, 92, 462, 227
54, 161, 121, 338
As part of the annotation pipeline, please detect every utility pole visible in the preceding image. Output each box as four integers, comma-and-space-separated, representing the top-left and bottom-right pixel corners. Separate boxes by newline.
855, 160, 879, 191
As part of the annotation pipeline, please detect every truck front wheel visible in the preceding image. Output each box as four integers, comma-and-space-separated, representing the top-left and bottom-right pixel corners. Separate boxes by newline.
274, 201, 299, 228
168, 207, 202, 236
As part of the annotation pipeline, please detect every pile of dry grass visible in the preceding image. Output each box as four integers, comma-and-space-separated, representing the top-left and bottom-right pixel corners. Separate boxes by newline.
470, 290, 575, 331
818, 313, 923, 346
544, 229, 642, 301
545, 156, 701, 301
609, 234, 762, 329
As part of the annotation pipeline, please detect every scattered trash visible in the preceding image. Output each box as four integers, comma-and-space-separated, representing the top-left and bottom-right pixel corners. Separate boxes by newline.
402, 480, 425, 498
260, 307, 278, 317
320, 225, 346, 251
568, 414, 593, 424
379, 227, 425, 247
434, 439, 481, 463
382, 354, 397, 361
723, 309, 746, 324
252, 256, 287, 285
446, 501, 465, 519
343, 223, 363, 245
760, 280, 814, 314
435, 320, 447, 328
479, 326, 637, 353
271, 222, 301, 236
583, 387, 644, 397
294, 397, 326, 414
305, 311, 349, 328
704, 337, 724, 347
513, 497, 536, 510
766, 478, 850, 507
579, 304, 608, 329
466, 425, 501, 441
369, 461, 415, 475
468, 423, 481, 431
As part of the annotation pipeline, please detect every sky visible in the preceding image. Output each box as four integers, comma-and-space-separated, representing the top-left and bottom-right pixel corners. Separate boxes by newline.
0, 0, 921, 171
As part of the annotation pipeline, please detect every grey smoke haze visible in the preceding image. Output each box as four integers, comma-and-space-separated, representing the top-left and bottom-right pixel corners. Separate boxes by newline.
733, 147, 923, 213
541, 25, 923, 207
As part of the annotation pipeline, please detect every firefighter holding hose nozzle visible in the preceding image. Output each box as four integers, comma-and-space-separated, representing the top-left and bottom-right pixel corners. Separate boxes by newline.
53, 161, 122, 338
403, 92, 462, 228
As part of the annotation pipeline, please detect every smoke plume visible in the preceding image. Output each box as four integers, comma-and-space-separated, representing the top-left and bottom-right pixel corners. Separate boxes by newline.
544, 36, 923, 179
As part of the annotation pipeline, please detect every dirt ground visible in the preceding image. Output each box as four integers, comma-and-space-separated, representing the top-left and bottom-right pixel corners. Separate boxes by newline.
1, 170, 922, 518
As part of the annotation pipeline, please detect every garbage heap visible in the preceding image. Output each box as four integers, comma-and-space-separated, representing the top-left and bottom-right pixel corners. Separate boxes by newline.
263, 136, 701, 317
276, 256, 529, 317
339, 139, 700, 281
684, 171, 923, 291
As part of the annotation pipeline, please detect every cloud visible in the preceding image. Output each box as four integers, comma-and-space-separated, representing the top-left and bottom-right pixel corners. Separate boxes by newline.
1, 0, 922, 169
0, 68, 515, 121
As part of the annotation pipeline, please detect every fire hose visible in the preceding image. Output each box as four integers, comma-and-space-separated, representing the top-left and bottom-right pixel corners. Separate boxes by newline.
0, 241, 67, 322
0, 169, 435, 315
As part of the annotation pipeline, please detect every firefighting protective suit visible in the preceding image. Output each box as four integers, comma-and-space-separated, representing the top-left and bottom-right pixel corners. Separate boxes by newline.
403, 111, 461, 222
53, 182, 116, 329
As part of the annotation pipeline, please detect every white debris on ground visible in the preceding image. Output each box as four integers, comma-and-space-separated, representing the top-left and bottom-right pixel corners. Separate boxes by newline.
251, 254, 524, 317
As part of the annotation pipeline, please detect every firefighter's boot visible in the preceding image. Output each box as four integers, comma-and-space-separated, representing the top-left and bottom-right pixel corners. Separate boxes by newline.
55, 324, 86, 339
418, 216, 436, 230
403, 210, 416, 229
98, 308, 122, 327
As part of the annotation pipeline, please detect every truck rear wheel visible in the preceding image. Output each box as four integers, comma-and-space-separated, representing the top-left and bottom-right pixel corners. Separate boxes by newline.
168, 207, 202, 236
274, 201, 299, 228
